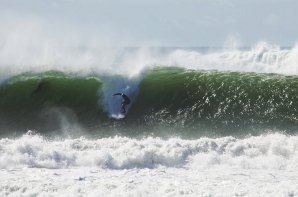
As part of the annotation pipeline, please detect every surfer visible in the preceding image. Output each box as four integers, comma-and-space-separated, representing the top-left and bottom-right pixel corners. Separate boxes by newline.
113, 93, 131, 113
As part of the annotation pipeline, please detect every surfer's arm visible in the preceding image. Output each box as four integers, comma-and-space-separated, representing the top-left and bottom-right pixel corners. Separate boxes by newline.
113, 93, 122, 96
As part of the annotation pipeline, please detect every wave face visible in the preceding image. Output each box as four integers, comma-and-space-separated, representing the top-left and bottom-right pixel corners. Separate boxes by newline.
0, 71, 103, 136
0, 67, 297, 137
131, 68, 298, 135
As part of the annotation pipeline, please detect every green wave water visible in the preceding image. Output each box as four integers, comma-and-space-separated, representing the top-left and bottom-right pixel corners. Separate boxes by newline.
0, 68, 297, 137
0, 71, 103, 134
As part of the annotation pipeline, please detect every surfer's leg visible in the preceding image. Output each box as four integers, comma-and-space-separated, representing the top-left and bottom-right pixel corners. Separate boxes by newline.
121, 103, 126, 113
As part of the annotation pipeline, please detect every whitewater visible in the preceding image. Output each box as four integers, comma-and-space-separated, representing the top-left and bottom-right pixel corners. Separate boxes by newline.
1, 43, 298, 196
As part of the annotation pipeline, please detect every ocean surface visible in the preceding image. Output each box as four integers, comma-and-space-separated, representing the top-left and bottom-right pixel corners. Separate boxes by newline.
1, 44, 298, 196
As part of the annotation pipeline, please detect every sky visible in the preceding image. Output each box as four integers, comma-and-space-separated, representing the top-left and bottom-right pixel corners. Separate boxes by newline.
0, 0, 298, 47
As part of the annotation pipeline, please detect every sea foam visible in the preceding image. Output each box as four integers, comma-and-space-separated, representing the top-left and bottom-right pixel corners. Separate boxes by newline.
1, 132, 298, 170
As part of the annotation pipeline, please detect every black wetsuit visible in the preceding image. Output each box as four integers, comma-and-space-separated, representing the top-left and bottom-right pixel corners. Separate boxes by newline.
113, 93, 131, 113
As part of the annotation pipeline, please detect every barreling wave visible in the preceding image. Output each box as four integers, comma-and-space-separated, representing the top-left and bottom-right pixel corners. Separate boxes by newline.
0, 67, 297, 137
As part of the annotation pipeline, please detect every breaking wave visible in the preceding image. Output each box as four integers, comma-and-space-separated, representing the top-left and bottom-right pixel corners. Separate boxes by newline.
0, 66, 297, 137
1, 132, 297, 170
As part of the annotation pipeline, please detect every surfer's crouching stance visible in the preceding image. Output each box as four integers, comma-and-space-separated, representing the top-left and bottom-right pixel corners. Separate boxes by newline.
113, 93, 131, 113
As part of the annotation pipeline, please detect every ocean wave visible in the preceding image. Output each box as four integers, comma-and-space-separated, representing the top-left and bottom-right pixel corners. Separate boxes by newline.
0, 68, 297, 136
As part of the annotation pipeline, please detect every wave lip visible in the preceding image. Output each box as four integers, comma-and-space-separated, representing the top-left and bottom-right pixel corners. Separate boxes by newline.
1, 43, 298, 80
164, 43, 298, 75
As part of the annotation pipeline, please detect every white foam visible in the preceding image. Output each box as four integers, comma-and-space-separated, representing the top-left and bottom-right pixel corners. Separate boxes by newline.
110, 113, 126, 119
1, 132, 298, 196
1, 132, 298, 170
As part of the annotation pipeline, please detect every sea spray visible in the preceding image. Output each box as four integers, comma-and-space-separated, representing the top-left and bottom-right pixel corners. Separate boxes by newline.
1, 43, 298, 80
